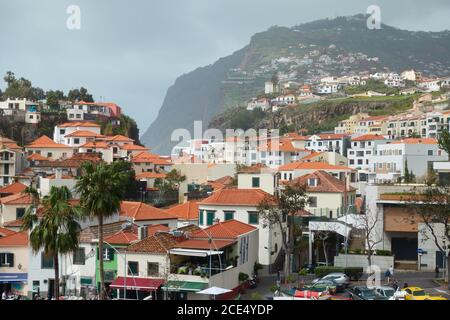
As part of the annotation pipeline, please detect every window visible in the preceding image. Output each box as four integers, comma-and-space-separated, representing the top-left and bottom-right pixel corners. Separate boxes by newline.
252, 177, 260, 188
73, 248, 86, 265
206, 211, 215, 226
147, 262, 159, 277
349, 159, 354, 165
248, 212, 259, 225
16, 208, 26, 220
74, 138, 80, 144
199, 210, 204, 225
308, 178, 317, 187
47, 152, 53, 158
428, 150, 433, 156
97, 248, 114, 261
128, 261, 139, 276
0, 253, 14, 267
60, 129, 66, 135
41, 252, 54, 269
309, 196, 318, 208
224, 211, 234, 221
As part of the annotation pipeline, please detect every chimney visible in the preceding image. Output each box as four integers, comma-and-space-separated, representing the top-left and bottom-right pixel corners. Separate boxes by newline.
55, 168, 62, 180
138, 226, 148, 240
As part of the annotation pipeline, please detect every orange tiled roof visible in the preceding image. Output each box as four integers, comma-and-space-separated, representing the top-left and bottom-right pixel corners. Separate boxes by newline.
3, 219, 24, 228
0, 227, 16, 237
0, 192, 33, 205
27, 153, 49, 161
279, 161, 352, 172
0, 231, 28, 246
120, 144, 148, 151
147, 224, 171, 236
135, 172, 167, 180
352, 134, 386, 142
258, 138, 304, 152
127, 232, 177, 253
120, 201, 177, 221
104, 230, 139, 245
65, 130, 105, 138
190, 220, 256, 240
166, 201, 199, 221
131, 152, 172, 165
290, 170, 356, 193
58, 122, 101, 128
199, 189, 272, 206
0, 182, 28, 195
26, 136, 71, 149
391, 138, 437, 145
80, 141, 110, 149
300, 152, 323, 162
104, 135, 134, 142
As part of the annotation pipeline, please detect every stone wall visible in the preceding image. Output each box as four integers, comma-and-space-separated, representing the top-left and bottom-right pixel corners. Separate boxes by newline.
334, 254, 394, 271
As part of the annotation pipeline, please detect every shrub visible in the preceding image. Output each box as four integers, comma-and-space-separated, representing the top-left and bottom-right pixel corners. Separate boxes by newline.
314, 266, 344, 278
269, 285, 279, 293
298, 269, 308, 276
344, 267, 364, 281
239, 272, 249, 282
250, 292, 263, 300
286, 275, 296, 284
375, 250, 392, 256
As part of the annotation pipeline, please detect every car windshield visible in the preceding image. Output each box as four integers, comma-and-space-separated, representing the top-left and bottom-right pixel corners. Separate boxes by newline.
383, 289, 395, 297
360, 289, 376, 298
413, 290, 426, 296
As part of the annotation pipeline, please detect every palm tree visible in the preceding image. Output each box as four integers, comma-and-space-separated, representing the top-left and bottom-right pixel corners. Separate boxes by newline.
75, 161, 130, 299
21, 186, 82, 300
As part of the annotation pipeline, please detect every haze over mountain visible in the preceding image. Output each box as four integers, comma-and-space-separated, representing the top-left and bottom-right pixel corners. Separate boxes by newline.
142, 14, 450, 154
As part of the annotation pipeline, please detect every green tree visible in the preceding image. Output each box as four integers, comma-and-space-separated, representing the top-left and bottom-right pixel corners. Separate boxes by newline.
258, 179, 309, 282
46, 90, 65, 110
438, 129, 450, 161
75, 161, 130, 299
68, 87, 94, 102
154, 169, 186, 193
21, 186, 82, 299
404, 160, 411, 183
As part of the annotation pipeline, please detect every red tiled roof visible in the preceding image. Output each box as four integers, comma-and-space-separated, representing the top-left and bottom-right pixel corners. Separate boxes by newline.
104, 230, 139, 245
300, 152, 323, 162
199, 189, 272, 206
80, 141, 110, 149
3, 219, 24, 228
120, 144, 148, 151
258, 138, 304, 152
0, 227, 16, 237
65, 130, 105, 138
279, 161, 352, 172
58, 122, 101, 128
127, 233, 177, 253
104, 135, 134, 142
166, 201, 199, 221
190, 220, 256, 240
26, 136, 71, 149
120, 201, 177, 221
289, 170, 356, 193
0, 231, 28, 246
352, 134, 386, 142
27, 153, 49, 161
0, 182, 27, 195
391, 138, 437, 145
136, 172, 167, 180
0, 192, 33, 205
147, 224, 171, 236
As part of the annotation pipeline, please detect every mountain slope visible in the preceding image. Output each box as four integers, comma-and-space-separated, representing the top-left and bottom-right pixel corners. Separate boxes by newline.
142, 14, 450, 154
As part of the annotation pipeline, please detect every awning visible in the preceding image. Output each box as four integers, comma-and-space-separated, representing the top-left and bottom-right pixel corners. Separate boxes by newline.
0, 273, 27, 283
169, 248, 224, 257
162, 281, 207, 293
109, 277, 164, 292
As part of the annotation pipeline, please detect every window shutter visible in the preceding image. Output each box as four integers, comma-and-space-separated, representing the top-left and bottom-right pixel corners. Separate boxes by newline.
96, 248, 99, 260
7, 253, 14, 267
0, 253, 5, 265
108, 248, 114, 261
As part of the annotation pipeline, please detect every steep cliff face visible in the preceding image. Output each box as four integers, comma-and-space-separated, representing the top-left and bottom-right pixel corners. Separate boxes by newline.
142, 14, 450, 154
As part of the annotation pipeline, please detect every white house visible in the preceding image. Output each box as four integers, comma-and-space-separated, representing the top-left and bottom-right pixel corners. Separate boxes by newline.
53, 122, 102, 145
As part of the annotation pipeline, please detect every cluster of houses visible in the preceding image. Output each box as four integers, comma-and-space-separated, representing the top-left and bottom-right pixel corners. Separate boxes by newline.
246, 69, 450, 113
0, 98, 122, 126
1, 95, 450, 300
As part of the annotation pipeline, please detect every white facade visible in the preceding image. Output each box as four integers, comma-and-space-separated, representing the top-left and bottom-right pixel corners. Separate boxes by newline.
54, 124, 101, 144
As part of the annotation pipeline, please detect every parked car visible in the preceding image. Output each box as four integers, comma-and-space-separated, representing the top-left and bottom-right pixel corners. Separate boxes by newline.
313, 273, 350, 288
302, 279, 338, 294
403, 287, 448, 300
348, 286, 387, 300
375, 286, 396, 299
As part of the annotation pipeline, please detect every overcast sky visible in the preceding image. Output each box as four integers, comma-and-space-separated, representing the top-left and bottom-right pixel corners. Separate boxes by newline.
1, 0, 450, 133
